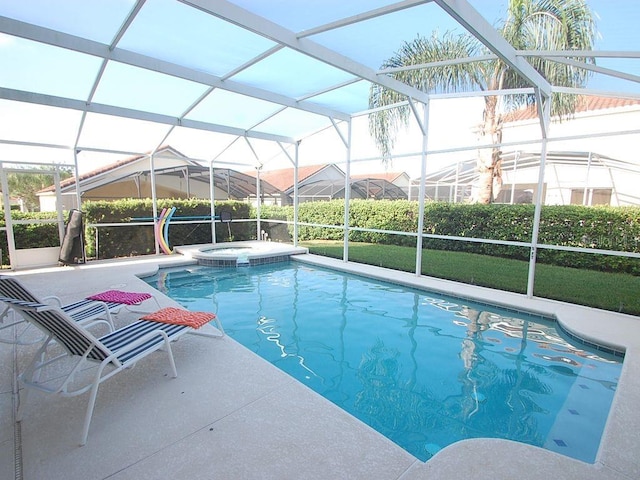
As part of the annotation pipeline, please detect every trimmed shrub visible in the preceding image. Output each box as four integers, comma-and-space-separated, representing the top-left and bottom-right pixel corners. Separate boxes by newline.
0, 212, 62, 264
260, 201, 640, 274
82, 199, 254, 259
3, 199, 639, 274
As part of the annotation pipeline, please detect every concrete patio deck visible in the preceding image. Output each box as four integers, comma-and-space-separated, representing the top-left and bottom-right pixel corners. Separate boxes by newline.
1, 250, 638, 479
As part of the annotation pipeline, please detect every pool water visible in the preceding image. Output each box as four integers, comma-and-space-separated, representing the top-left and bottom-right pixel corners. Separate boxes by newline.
145, 262, 623, 463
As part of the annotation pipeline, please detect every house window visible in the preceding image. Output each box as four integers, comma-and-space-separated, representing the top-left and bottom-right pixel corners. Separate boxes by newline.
570, 188, 612, 206
494, 184, 538, 204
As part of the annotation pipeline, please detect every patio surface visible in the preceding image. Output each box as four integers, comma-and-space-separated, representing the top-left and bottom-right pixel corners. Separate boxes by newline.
1, 247, 639, 479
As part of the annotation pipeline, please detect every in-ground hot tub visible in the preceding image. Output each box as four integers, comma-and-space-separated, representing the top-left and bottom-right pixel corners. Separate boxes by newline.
175, 241, 308, 267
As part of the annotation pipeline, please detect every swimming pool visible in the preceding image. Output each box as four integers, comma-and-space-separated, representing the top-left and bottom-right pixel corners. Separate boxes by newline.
144, 261, 622, 463
176, 241, 308, 267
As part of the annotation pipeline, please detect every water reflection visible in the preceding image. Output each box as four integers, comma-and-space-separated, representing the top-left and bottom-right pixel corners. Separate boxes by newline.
147, 264, 622, 463
256, 316, 319, 380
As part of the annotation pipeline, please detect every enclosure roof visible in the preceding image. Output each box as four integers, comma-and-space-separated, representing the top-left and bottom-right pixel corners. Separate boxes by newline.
38, 145, 280, 198
504, 95, 640, 123
422, 150, 640, 186
0, 1, 639, 172
253, 164, 344, 192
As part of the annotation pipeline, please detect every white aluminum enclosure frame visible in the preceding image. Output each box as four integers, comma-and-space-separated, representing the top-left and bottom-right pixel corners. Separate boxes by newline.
0, 0, 638, 296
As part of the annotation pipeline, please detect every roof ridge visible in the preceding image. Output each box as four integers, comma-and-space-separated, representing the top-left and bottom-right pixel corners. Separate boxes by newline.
37, 146, 186, 194
503, 95, 640, 123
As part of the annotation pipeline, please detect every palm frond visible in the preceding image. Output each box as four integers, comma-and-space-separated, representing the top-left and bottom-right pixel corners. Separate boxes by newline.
368, 0, 598, 176
369, 32, 486, 161
500, 0, 597, 116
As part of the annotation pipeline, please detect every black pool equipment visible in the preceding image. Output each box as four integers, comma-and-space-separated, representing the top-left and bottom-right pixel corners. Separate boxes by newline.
59, 209, 86, 265
219, 211, 233, 241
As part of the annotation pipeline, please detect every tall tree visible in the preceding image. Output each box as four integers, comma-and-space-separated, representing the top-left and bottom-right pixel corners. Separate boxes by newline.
369, 0, 597, 203
6, 165, 72, 212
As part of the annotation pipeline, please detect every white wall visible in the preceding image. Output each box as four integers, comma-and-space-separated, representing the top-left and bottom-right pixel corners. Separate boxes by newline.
502, 105, 640, 162
500, 104, 640, 206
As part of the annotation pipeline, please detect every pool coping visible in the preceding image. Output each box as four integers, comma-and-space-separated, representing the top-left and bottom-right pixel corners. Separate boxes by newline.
291, 254, 640, 478
174, 240, 308, 267
141, 250, 640, 477
3, 249, 639, 479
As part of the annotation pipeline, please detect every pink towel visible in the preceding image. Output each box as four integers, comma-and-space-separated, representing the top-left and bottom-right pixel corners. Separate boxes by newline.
141, 307, 216, 329
87, 290, 153, 305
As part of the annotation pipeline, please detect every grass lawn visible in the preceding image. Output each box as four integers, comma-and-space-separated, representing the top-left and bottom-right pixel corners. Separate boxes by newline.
301, 240, 640, 316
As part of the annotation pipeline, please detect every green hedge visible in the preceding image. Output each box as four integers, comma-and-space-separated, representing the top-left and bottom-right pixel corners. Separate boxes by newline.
261, 200, 418, 246
0, 212, 62, 264
261, 201, 640, 274
2, 200, 639, 273
82, 199, 254, 259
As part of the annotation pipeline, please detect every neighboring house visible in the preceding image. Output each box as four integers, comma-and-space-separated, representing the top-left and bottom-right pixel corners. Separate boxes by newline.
37, 146, 279, 211
253, 165, 410, 204
253, 164, 346, 205
419, 96, 640, 206
349, 172, 411, 200
422, 151, 640, 206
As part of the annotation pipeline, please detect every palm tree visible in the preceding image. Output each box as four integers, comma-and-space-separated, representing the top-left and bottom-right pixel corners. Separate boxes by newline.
369, 0, 597, 203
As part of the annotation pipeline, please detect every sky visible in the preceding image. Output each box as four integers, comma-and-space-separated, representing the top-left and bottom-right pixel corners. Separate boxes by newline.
0, 0, 638, 177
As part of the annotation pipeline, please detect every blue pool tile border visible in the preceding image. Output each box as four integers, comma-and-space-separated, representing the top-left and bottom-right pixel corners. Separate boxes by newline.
555, 322, 625, 358
196, 254, 291, 267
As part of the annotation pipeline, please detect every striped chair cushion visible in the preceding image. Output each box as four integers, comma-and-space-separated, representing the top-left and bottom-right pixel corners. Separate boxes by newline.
0, 276, 120, 324
60, 298, 121, 322
99, 320, 189, 364
12, 304, 111, 361
0, 277, 39, 302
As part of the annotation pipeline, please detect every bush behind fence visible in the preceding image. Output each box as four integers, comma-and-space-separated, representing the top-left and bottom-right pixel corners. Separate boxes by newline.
1, 199, 638, 273
260, 200, 640, 274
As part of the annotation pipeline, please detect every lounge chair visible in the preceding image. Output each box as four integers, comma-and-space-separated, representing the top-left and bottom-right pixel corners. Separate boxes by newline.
0, 275, 120, 344
3, 298, 222, 446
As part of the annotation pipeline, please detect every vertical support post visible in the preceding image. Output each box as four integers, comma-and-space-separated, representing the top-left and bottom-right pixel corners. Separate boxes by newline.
209, 162, 217, 244
150, 153, 160, 255
454, 161, 460, 203
0, 162, 16, 269
73, 150, 82, 211
256, 166, 262, 240
341, 120, 352, 262
582, 152, 593, 206
53, 167, 65, 243
293, 142, 299, 246
526, 91, 551, 297
509, 151, 519, 204
412, 99, 429, 276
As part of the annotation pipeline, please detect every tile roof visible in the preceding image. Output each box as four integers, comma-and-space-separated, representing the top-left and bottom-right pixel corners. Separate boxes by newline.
350, 172, 405, 182
504, 95, 640, 123
38, 145, 184, 194
248, 164, 337, 191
